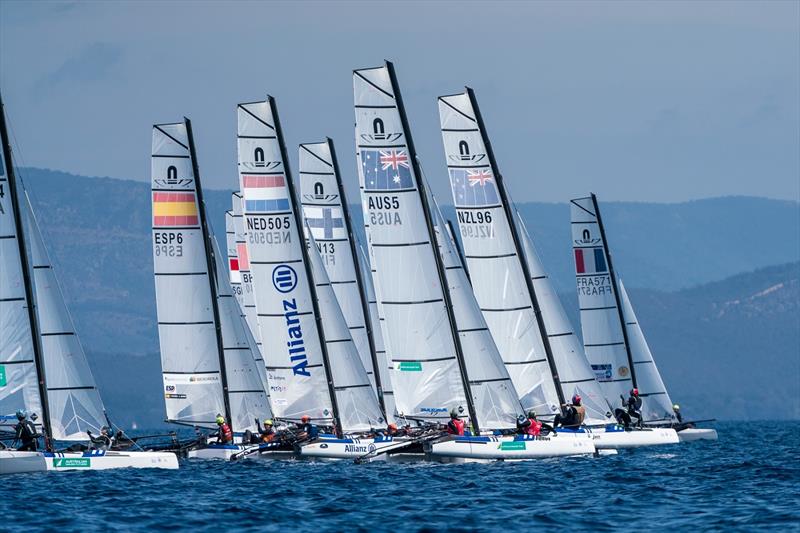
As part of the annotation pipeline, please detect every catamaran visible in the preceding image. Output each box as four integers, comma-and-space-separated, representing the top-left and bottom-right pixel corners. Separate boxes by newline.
236, 97, 396, 460
150, 119, 278, 460
570, 195, 715, 443
354, 62, 595, 461
0, 97, 178, 473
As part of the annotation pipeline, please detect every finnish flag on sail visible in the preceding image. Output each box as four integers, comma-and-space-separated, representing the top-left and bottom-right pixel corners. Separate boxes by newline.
449, 168, 500, 207
304, 206, 346, 240
360, 149, 413, 191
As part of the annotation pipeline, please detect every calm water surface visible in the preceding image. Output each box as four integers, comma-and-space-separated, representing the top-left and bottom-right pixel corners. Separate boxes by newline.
2, 422, 798, 532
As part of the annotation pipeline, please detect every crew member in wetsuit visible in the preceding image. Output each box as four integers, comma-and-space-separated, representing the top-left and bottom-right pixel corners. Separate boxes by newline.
622, 389, 643, 428
13, 410, 39, 451
446, 409, 465, 436
256, 418, 277, 443
214, 414, 233, 444
673, 404, 682, 423
296, 415, 318, 442
88, 426, 113, 450
553, 394, 586, 429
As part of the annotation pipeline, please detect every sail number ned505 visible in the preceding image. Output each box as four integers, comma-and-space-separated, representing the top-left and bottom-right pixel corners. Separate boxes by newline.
247, 215, 292, 244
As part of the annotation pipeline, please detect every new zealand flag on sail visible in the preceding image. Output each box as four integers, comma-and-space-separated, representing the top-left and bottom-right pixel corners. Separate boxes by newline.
360, 149, 414, 191
449, 168, 500, 207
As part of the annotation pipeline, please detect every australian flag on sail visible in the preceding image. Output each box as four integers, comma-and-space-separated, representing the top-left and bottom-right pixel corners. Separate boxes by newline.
449, 168, 500, 207
360, 149, 414, 191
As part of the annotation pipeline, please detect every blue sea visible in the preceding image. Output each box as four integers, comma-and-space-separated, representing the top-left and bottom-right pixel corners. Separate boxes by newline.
2, 422, 798, 532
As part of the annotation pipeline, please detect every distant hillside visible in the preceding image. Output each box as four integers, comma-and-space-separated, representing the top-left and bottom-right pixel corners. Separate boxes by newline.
12, 167, 800, 426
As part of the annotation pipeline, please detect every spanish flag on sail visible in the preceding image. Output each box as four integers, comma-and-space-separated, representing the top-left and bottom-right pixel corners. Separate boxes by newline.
153, 192, 199, 227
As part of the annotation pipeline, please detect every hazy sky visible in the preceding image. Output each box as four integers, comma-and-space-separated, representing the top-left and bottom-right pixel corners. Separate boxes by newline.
1, 1, 798, 203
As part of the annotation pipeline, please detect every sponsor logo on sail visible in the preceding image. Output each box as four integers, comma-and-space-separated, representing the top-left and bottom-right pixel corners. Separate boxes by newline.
420, 407, 447, 414
302, 181, 339, 204
591, 364, 613, 382
0, 365, 6, 387
618, 366, 630, 378
274, 264, 310, 377
153, 164, 193, 189
396, 362, 422, 372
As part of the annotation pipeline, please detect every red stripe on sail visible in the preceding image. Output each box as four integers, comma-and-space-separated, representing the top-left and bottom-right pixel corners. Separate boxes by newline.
574, 249, 586, 274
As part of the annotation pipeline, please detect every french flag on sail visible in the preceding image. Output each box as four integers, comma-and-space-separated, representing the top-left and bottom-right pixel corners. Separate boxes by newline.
574, 248, 607, 274
241, 174, 290, 213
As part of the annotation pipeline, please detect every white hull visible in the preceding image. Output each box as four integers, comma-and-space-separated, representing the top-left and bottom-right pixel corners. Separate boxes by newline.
0, 449, 178, 474
427, 433, 595, 461
590, 426, 680, 449
677, 428, 718, 442
186, 442, 293, 460
299, 436, 403, 460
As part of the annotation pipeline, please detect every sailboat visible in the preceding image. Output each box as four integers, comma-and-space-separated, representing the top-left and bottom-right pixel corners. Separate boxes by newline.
354, 62, 595, 460
436, 90, 620, 428
298, 139, 389, 415
236, 97, 393, 460
0, 98, 177, 473
150, 119, 275, 460
571, 195, 715, 443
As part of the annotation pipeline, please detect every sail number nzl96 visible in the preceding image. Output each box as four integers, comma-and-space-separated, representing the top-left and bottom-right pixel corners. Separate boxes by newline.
457, 209, 494, 239
154, 231, 183, 257
247, 215, 291, 244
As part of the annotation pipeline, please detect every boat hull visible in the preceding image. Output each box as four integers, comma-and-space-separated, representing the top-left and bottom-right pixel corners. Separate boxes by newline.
590, 426, 680, 449
0, 450, 178, 474
299, 436, 402, 460
427, 433, 596, 461
186, 441, 293, 460
677, 428, 718, 442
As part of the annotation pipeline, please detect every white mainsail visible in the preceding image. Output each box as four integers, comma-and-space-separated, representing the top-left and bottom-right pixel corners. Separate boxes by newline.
570, 195, 636, 407
0, 136, 43, 430
438, 90, 561, 417
354, 63, 468, 423
152, 121, 226, 429
231, 192, 263, 354
237, 98, 334, 423
431, 200, 521, 430
515, 214, 612, 424
357, 244, 397, 425
618, 279, 675, 422
298, 140, 379, 394
25, 196, 107, 440
306, 226, 385, 432
225, 210, 244, 308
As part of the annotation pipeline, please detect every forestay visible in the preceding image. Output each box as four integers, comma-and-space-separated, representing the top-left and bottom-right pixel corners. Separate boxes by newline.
237, 98, 333, 423
152, 122, 227, 429
298, 141, 377, 391
570, 195, 635, 406
0, 143, 42, 430
231, 192, 263, 355
430, 201, 521, 431
25, 196, 107, 440
515, 214, 611, 424
438, 90, 561, 416
354, 63, 468, 422
306, 227, 385, 432
618, 279, 675, 423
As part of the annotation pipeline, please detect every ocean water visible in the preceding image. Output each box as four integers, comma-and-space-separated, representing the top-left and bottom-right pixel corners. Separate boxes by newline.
2, 422, 798, 532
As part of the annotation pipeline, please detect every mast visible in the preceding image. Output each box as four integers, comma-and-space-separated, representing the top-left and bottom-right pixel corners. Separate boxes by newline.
446, 219, 470, 284
466, 87, 566, 407
324, 137, 386, 416
184, 118, 232, 426
388, 62, 479, 432
0, 94, 53, 446
271, 99, 342, 437
590, 193, 637, 387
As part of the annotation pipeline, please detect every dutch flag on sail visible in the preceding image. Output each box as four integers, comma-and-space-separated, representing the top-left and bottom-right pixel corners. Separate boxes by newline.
574, 248, 607, 274
449, 168, 500, 207
360, 149, 413, 191
241, 174, 290, 213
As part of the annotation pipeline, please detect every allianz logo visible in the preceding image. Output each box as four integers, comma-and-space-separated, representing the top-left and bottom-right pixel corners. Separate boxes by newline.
273, 264, 311, 377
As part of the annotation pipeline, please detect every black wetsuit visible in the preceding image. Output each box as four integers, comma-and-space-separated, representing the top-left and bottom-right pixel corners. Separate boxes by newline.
89, 432, 112, 450
516, 419, 531, 434
554, 406, 580, 429
14, 419, 38, 451
626, 395, 643, 427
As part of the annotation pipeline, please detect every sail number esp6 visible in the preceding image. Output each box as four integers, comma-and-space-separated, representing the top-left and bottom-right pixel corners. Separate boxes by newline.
154, 231, 183, 257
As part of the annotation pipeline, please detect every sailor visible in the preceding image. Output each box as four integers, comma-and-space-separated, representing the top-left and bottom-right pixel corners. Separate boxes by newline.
256, 418, 276, 443
553, 394, 586, 429
624, 389, 643, 428
673, 404, 683, 423
87, 426, 113, 450
214, 414, 234, 444
13, 410, 39, 451
296, 415, 318, 441
446, 409, 465, 436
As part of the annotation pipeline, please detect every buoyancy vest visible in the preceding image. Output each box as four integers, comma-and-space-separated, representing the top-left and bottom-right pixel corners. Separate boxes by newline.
448, 418, 465, 436
220, 423, 233, 443
574, 405, 586, 425
526, 419, 542, 436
